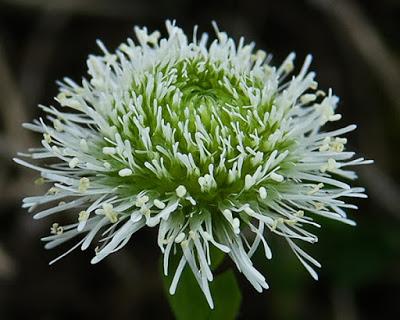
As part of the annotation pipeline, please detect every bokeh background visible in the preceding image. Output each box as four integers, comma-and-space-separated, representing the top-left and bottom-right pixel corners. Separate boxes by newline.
0, 0, 399, 319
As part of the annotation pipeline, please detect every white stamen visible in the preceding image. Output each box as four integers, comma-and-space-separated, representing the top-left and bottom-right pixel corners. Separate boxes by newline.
69, 157, 79, 168
103, 147, 117, 155
154, 199, 166, 209
175, 232, 185, 243
176, 185, 187, 198
259, 187, 267, 199
135, 195, 149, 207
119, 168, 133, 177
80, 139, 89, 152
270, 172, 284, 182
53, 119, 64, 132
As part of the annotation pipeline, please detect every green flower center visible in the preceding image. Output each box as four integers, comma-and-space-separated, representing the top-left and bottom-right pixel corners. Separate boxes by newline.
100, 56, 295, 206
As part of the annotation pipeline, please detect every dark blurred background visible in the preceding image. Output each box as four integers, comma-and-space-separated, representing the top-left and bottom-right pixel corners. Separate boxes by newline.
0, 0, 399, 319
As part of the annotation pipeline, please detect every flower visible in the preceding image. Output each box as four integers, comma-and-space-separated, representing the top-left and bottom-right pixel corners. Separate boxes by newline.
15, 20, 371, 308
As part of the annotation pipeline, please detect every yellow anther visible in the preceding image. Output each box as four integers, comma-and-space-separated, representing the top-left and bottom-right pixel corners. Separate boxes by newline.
271, 218, 284, 231
318, 100, 341, 123
295, 210, 304, 217
251, 50, 266, 64
320, 137, 347, 153
307, 183, 324, 195
69, 157, 79, 168
135, 195, 149, 208
34, 177, 45, 185
47, 187, 59, 195
102, 203, 118, 223
188, 230, 196, 239
320, 158, 337, 173
300, 94, 316, 104
181, 239, 189, 248
314, 202, 326, 211
43, 133, 52, 144
78, 177, 90, 192
50, 223, 64, 235
53, 119, 64, 132
335, 137, 347, 144
285, 218, 297, 226
78, 210, 89, 222
310, 81, 318, 90
331, 141, 344, 152
140, 206, 151, 216
283, 60, 294, 73
330, 138, 347, 152
328, 158, 337, 169
319, 137, 331, 152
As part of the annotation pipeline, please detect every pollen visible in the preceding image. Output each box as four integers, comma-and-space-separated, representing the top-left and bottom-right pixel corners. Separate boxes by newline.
78, 210, 90, 222
78, 177, 90, 192
101, 203, 118, 223
50, 223, 64, 235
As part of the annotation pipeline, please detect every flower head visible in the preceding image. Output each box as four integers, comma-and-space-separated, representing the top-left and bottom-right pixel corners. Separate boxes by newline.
16, 21, 371, 308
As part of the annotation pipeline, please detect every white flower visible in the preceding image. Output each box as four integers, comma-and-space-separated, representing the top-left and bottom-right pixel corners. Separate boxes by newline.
15, 20, 372, 308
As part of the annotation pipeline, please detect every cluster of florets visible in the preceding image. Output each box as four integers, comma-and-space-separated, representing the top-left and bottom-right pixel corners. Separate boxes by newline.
16, 21, 370, 308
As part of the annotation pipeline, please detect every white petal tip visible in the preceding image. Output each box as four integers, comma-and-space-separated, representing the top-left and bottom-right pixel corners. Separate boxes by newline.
169, 287, 176, 295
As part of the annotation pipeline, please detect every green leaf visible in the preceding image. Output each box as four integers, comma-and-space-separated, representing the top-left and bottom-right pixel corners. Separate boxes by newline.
209, 270, 242, 320
162, 257, 242, 320
209, 245, 225, 270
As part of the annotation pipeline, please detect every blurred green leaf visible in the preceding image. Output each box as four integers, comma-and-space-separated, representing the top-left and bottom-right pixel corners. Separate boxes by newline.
209, 245, 225, 270
163, 262, 210, 320
209, 270, 242, 320
162, 255, 241, 320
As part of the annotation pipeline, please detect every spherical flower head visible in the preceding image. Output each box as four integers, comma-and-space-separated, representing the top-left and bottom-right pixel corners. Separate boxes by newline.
15, 20, 372, 308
